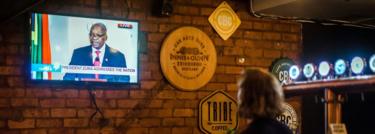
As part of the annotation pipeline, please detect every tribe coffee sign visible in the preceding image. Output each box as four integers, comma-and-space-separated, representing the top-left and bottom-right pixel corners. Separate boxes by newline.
199, 90, 238, 134
160, 26, 217, 91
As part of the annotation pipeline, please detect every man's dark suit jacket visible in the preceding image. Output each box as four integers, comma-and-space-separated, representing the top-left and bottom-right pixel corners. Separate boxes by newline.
63, 45, 130, 82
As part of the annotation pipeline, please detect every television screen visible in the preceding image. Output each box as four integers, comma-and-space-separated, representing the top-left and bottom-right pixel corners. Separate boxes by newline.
30, 12, 139, 85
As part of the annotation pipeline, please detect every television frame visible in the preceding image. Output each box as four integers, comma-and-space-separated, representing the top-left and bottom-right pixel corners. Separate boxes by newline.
27, 12, 141, 89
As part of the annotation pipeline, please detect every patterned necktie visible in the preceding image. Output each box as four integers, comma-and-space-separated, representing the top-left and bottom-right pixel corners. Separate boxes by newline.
94, 50, 100, 79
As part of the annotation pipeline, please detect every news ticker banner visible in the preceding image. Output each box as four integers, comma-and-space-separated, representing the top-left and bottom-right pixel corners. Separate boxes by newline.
31, 64, 136, 77
160, 26, 217, 91
199, 90, 238, 134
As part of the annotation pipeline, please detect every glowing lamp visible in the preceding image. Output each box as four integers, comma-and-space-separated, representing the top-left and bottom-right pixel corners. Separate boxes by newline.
350, 56, 365, 75
303, 63, 315, 79
334, 59, 347, 76
369, 55, 375, 73
318, 61, 330, 77
289, 65, 300, 80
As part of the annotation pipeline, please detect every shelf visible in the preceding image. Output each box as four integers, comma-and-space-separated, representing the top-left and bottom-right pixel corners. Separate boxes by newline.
283, 75, 375, 93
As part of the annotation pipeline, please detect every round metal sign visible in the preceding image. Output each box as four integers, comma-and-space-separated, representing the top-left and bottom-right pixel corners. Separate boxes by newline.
276, 103, 299, 134
270, 58, 295, 84
160, 26, 217, 91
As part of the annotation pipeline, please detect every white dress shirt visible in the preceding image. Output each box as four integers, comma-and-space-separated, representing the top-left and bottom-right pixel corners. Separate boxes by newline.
91, 44, 106, 66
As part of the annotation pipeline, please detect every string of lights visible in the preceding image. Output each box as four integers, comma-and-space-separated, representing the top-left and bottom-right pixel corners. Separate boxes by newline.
287, 55, 375, 83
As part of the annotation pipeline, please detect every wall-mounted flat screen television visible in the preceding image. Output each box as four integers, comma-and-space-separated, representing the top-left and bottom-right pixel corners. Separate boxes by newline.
30, 12, 139, 86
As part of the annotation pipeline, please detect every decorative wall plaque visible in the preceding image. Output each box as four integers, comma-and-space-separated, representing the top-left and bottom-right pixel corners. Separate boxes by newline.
270, 58, 295, 84
276, 103, 299, 134
160, 26, 217, 91
208, 1, 241, 40
199, 90, 238, 134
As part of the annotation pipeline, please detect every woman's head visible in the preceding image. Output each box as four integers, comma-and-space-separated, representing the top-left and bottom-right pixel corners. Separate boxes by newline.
237, 68, 284, 119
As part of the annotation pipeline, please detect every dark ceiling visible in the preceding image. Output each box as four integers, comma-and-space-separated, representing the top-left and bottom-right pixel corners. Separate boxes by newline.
0, 0, 38, 23
1, 0, 375, 28
252, 0, 375, 28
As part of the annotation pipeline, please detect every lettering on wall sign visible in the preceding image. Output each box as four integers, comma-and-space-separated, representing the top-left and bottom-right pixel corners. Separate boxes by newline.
270, 58, 295, 85
275, 103, 299, 134
208, 1, 241, 40
160, 26, 217, 91
199, 90, 238, 134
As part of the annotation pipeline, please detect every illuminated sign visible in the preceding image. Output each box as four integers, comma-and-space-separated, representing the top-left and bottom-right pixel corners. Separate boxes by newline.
370, 55, 375, 72
285, 55, 375, 83
303, 63, 315, 79
350, 56, 365, 75
318, 61, 330, 77
199, 90, 238, 134
270, 58, 295, 84
289, 65, 300, 80
334, 59, 347, 76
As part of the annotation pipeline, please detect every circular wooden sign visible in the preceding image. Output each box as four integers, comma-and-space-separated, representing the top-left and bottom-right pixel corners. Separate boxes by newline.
160, 26, 217, 91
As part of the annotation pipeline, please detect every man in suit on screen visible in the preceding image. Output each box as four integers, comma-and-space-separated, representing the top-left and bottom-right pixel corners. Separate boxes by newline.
63, 23, 129, 82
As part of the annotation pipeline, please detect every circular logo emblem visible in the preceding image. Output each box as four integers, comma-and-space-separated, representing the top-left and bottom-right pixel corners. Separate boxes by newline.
334, 59, 346, 75
276, 103, 299, 134
216, 10, 234, 32
351, 56, 365, 75
160, 27, 217, 91
369, 55, 375, 72
289, 65, 300, 80
270, 58, 295, 84
303, 63, 315, 78
318, 61, 330, 77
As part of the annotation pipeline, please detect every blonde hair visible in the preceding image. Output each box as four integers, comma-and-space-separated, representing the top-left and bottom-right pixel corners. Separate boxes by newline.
237, 68, 284, 119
